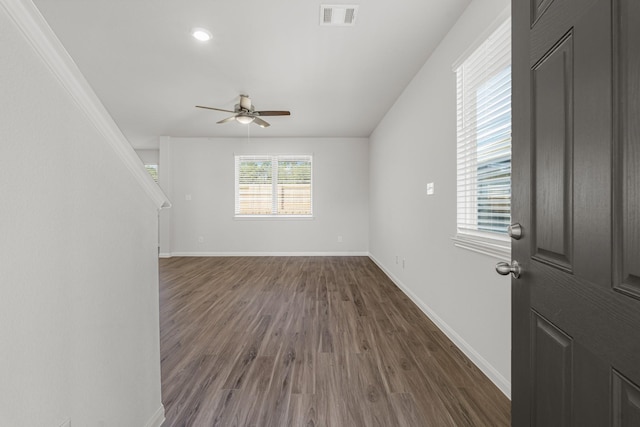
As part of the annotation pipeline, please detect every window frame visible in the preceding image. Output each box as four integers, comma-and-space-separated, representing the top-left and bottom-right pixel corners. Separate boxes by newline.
234, 154, 314, 219
452, 15, 512, 260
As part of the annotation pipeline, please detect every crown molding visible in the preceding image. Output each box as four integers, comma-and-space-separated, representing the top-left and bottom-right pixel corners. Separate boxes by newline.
0, 0, 171, 210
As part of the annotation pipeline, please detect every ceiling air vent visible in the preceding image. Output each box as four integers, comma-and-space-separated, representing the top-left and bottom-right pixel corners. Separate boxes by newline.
320, 5, 359, 26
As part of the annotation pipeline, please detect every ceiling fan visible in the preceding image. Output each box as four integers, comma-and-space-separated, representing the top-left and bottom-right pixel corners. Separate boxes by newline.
196, 94, 290, 128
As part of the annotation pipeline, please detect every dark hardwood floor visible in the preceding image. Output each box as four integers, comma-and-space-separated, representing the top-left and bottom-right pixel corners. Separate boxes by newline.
159, 256, 510, 426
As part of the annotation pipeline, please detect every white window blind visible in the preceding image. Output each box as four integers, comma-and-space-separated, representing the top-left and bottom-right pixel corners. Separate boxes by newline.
144, 164, 158, 182
235, 155, 312, 217
454, 18, 511, 258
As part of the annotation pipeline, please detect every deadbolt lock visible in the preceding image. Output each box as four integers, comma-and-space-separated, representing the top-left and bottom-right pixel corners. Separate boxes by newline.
508, 223, 523, 240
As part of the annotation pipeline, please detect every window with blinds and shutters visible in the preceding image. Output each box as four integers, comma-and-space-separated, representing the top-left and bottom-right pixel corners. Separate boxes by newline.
453, 17, 511, 258
235, 155, 312, 217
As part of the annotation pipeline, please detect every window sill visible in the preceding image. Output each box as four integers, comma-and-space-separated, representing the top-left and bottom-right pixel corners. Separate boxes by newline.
234, 215, 315, 221
452, 232, 511, 260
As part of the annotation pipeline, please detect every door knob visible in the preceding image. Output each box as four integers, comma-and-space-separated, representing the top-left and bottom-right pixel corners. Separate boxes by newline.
496, 260, 521, 279
508, 223, 523, 240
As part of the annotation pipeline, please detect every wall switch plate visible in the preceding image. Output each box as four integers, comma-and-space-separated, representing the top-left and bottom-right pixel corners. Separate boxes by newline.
427, 182, 435, 195
337, 236, 343, 242
185, 194, 192, 200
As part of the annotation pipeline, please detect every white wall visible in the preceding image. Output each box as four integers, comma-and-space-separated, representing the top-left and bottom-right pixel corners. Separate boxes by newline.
0, 4, 164, 426
136, 149, 160, 165
160, 137, 369, 256
368, 0, 512, 396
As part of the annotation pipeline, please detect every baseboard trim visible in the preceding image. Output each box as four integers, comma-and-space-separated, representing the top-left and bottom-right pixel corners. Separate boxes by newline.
164, 251, 370, 257
368, 254, 511, 399
156, 251, 511, 396
143, 405, 165, 427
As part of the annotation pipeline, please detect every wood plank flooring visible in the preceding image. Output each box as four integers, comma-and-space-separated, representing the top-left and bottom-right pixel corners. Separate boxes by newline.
159, 256, 510, 426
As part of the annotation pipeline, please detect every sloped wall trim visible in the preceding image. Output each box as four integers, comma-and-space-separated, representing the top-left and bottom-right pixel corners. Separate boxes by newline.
0, 0, 170, 210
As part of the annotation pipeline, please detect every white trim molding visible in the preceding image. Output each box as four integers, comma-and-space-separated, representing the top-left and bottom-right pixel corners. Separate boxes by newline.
369, 254, 512, 399
452, 233, 511, 260
0, 0, 170, 210
165, 251, 370, 257
451, 5, 511, 71
143, 405, 165, 427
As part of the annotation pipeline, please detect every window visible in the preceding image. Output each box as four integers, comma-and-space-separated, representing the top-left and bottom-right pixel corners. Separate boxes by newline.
453, 18, 511, 258
145, 164, 158, 182
235, 155, 312, 217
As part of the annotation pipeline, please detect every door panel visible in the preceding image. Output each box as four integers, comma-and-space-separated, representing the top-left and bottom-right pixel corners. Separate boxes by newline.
571, 0, 612, 287
512, 0, 640, 425
531, 0, 555, 25
531, 32, 573, 271
613, 371, 640, 427
616, 0, 640, 299
531, 312, 573, 426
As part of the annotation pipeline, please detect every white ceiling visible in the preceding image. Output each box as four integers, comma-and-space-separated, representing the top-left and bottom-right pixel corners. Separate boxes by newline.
32, 0, 470, 148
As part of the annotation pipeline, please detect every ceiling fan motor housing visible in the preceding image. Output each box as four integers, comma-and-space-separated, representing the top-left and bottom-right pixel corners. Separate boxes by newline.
239, 95, 252, 111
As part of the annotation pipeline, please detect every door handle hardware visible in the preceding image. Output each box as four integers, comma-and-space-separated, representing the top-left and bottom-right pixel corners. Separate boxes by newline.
496, 260, 521, 279
508, 223, 523, 240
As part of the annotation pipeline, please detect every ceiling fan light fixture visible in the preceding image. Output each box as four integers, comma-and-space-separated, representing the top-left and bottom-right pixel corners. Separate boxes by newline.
196, 95, 288, 128
235, 115, 255, 125
191, 27, 212, 42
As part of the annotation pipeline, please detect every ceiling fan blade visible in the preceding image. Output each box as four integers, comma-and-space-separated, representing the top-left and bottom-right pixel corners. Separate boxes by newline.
255, 110, 291, 116
252, 117, 271, 128
196, 105, 236, 113
217, 115, 237, 124
239, 95, 252, 111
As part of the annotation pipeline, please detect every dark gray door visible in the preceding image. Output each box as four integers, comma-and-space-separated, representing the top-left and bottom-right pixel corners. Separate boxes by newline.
511, 0, 640, 425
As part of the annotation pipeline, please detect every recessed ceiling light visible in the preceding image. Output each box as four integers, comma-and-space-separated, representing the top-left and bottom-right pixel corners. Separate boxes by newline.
191, 27, 212, 42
